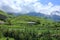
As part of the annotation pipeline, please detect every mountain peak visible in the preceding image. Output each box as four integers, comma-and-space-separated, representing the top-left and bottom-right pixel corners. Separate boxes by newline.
51, 11, 60, 16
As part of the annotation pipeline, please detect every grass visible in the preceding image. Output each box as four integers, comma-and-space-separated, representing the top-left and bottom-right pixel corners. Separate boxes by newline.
0, 37, 14, 40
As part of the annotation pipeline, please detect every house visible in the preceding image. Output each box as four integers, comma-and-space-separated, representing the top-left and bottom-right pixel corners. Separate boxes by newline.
27, 21, 40, 25
27, 22, 36, 24
26, 22, 36, 25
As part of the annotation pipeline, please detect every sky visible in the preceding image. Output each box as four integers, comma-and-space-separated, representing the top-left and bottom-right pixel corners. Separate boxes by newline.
0, 0, 60, 15
40, 0, 60, 5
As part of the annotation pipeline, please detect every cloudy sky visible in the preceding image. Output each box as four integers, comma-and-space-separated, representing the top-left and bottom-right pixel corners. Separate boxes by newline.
0, 0, 60, 15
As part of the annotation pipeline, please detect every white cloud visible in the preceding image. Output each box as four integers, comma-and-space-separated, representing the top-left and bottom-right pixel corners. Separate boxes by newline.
34, 2, 60, 15
0, 0, 60, 15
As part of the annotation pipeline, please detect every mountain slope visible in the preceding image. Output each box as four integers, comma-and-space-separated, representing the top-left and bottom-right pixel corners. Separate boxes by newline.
0, 10, 60, 21
49, 11, 60, 21
26, 11, 60, 21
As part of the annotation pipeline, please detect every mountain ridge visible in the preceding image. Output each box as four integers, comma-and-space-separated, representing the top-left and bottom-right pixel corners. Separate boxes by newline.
0, 10, 60, 21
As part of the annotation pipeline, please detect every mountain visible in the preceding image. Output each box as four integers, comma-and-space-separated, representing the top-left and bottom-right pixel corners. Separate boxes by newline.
49, 11, 60, 21
0, 10, 8, 21
0, 10, 8, 16
8, 11, 60, 21
26, 12, 46, 17
26, 12, 51, 19
26, 11, 60, 21
0, 9, 60, 21
51, 11, 60, 16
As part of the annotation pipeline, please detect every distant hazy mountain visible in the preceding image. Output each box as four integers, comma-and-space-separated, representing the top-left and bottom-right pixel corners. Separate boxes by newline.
26, 12, 46, 17
8, 11, 60, 21
26, 11, 60, 21
49, 11, 60, 21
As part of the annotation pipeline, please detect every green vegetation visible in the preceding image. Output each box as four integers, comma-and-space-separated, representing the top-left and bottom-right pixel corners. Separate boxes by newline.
0, 10, 60, 40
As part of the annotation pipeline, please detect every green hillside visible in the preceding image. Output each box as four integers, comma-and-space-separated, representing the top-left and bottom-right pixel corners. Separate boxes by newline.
0, 10, 8, 16
0, 10, 60, 40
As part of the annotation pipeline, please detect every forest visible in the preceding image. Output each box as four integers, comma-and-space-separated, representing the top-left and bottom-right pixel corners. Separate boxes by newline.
0, 10, 60, 40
